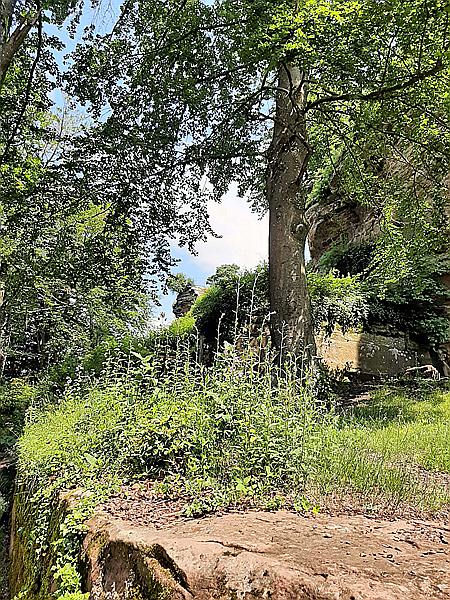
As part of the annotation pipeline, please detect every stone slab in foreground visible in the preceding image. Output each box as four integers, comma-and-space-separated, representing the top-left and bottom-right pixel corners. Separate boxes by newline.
82, 510, 450, 600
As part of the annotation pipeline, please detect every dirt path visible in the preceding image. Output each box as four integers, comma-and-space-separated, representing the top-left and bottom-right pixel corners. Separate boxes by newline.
84, 500, 450, 599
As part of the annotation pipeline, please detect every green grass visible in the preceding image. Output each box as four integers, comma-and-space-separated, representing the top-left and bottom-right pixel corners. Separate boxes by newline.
340, 385, 450, 489
17, 355, 450, 515
351, 385, 450, 471
11, 351, 450, 600
306, 384, 450, 510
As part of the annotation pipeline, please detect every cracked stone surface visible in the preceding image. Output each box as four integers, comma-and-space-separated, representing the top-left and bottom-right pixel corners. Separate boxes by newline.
82, 509, 450, 599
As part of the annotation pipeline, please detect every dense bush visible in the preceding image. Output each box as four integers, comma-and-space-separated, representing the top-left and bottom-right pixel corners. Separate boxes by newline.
192, 263, 371, 348
316, 242, 450, 349
0, 379, 43, 524
365, 257, 450, 349
43, 317, 198, 388
20, 354, 325, 495
308, 271, 369, 336
316, 242, 375, 277
192, 264, 269, 348
166, 273, 195, 293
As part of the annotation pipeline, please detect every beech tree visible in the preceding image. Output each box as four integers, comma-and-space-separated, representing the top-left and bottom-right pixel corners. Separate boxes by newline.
68, 0, 450, 358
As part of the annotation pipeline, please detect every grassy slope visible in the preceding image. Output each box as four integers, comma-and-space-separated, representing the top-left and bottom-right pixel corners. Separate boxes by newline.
11, 362, 450, 600
17, 366, 450, 513
319, 384, 450, 510
351, 386, 450, 472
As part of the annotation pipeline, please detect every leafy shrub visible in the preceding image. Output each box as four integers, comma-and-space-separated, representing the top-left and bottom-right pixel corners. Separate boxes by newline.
206, 264, 241, 285
45, 334, 151, 384
366, 294, 450, 349
364, 258, 450, 348
166, 273, 195, 293
166, 314, 196, 337
315, 242, 450, 349
192, 263, 269, 349
46, 319, 198, 387
308, 271, 369, 336
193, 264, 370, 346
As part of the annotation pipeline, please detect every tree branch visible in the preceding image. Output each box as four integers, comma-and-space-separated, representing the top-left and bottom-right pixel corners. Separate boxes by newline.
0, 3, 41, 85
1, 0, 42, 161
306, 59, 444, 112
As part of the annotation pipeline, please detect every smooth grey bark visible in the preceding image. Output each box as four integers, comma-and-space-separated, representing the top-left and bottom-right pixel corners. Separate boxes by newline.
267, 62, 316, 360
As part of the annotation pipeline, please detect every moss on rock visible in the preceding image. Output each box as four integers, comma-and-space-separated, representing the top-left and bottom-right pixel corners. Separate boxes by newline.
81, 520, 189, 600
9, 487, 80, 600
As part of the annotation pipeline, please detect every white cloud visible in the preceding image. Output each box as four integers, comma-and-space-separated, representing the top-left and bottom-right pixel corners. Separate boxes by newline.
193, 184, 268, 271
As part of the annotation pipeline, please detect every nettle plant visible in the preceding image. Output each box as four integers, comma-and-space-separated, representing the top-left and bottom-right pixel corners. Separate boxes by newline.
16, 334, 450, 600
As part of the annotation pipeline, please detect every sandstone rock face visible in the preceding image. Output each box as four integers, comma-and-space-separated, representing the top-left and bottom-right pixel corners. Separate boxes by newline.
307, 196, 379, 265
316, 329, 432, 377
306, 186, 448, 376
8, 488, 79, 599
82, 510, 450, 600
173, 287, 205, 318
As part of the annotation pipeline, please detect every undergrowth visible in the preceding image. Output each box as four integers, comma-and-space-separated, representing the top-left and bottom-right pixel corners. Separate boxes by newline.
0, 525, 8, 600
13, 342, 450, 599
0, 379, 39, 456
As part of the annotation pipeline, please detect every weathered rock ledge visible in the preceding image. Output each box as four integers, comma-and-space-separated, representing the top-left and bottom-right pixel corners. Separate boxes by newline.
82, 510, 450, 599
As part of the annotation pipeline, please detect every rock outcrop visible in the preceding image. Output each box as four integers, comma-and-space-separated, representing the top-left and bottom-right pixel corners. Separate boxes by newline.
317, 329, 431, 377
8, 488, 82, 600
306, 168, 450, 375
10, 481, 450, 600
82, 509, 450, 600
307, 197, 379, 265
173, 287, 205, 318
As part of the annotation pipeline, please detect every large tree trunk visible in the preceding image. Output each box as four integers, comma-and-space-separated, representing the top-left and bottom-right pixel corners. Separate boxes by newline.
267, 62, 315, 360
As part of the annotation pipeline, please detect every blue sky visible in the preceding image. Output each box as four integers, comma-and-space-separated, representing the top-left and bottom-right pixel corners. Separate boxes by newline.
158, 184, 269, 322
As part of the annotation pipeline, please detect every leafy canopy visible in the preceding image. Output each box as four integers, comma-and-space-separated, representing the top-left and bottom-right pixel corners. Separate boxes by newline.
65, 0, 450, 287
